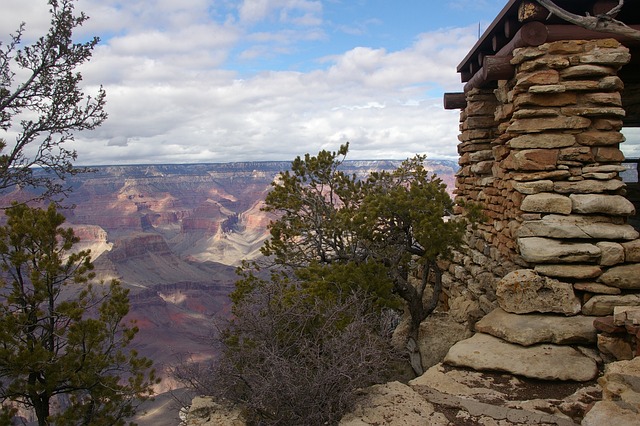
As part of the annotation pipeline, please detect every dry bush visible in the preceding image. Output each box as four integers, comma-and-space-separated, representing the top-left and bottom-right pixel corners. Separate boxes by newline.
173, 278, 400, 425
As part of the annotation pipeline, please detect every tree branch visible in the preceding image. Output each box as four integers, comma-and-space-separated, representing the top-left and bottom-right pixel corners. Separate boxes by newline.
537, 0, 640, 42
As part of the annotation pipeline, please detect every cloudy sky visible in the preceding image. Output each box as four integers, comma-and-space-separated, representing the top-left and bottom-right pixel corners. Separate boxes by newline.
4, 0, 512, 165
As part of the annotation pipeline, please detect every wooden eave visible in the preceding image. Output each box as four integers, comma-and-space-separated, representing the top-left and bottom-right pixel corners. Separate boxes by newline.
452, 0, 640, 97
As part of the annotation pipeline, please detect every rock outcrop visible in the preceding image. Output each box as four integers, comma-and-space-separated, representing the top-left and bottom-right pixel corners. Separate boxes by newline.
338, 363, 600, 425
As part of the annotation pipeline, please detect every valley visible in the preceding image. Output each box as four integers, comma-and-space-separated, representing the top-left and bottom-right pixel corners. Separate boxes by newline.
0, 159, 458, 390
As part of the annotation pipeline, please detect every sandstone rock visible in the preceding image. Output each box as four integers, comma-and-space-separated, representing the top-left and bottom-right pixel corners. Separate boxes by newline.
411, 363, 599, 426
582, 295, 640, 316
558, 146, 594, 163
574, 282, 622, 295
597, 242, 625, 266
517, 215, 638, 240
582, 164, 626, 174
509, 133, 575, 149
576, 130, 625, 146
597, 334, 634, 361
339, 381, 444, 426
520, 193, 572, 214
554, 179, 625, 194
512, 169, 572, 181
475, 308, 597, 346
514, 69, 560, 90
418, 313, 474, 371
184, 397, 247, 426
582, 401, 640, 426
535, 264, 602, 279
518, 237, 601, 264
598, 264, 640, 289
613, 306, 640, 327
560, 64, 615, 79
583, 358, 640, 424
570, 194, 636, 216
528, 84, 567, 93
443, 333, 598, 381
593, 316, 626, 334
507, 116, 591, 133
622, 239, 640, 262
512, 180, 554, 194
469, 149, 493, 162
600, 356, 640, 404
496, 269, 581, 315
518, 219, 637, 240
594, 146, 625, 162
504, 149, 559, 171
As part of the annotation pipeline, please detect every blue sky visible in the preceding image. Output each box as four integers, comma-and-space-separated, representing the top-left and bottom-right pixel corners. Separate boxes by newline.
2, 0, 512, 165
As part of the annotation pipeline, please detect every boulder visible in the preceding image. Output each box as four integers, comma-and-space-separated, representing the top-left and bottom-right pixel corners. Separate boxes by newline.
518, 237, 600, 263
582, 295, 640, 316
443, 333, 598, 381
417, 313, 474, 371
599, 264, 640, 289
475, 308, 597, 346
339, 381, 445, 426
582, 401, 640, 426
497, 269, 581, 315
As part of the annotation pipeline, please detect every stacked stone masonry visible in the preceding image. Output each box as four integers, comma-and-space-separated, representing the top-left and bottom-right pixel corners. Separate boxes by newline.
444, 39, 640, 329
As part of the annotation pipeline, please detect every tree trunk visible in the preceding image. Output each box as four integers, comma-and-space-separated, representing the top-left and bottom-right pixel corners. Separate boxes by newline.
32, 391, 50, 426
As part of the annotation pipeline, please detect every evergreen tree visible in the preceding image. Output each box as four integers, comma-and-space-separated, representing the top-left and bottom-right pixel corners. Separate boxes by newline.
257, 144, 470, 373
0, 204, 158, 425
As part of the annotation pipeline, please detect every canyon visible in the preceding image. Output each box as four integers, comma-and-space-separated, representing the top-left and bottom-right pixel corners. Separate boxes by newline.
0, 159, 458, 390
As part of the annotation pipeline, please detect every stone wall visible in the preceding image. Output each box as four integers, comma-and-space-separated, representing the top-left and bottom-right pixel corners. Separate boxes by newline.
443, 38, 640, 329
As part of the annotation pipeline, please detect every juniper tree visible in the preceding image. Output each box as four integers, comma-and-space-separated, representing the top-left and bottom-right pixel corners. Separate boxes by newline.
252, 144, 469, 373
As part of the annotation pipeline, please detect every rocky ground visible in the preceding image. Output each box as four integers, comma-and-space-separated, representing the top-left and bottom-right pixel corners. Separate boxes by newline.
182, 357, 640, 425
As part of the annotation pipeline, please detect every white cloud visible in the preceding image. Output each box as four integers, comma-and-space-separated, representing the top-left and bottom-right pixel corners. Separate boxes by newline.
238, 0, 322, 25
4, 0, 482, 166
72, 22, 476, 165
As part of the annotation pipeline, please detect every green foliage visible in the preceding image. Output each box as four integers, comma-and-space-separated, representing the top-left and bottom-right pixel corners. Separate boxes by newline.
251, 145, 471, 374
0, 204, 158, 425
262, 143, 364, 267
0, 0, 107, 204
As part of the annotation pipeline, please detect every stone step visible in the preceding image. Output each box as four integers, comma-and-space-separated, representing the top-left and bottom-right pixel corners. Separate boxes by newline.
475, 308, 597, 346
443, 333, 599, 381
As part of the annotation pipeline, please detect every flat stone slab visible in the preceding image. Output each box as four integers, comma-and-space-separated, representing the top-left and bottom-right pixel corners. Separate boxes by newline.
444, 333, 599, 382
475, 308, 597, 346
410, 363, 599, 426
582, 295, 640, 316
339, 381, 446, 426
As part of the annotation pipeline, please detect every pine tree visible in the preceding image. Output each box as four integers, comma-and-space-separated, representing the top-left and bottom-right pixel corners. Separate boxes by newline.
0, 204, 158, 425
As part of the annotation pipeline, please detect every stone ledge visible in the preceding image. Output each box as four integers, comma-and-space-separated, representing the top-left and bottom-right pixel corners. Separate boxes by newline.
443, 333, 599, 382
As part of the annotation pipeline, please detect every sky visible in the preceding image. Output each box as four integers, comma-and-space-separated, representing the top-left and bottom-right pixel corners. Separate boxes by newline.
3, 0, 520, 165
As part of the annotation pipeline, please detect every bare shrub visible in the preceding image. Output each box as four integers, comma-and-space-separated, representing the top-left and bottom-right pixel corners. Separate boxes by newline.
173, 276, 400, 425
